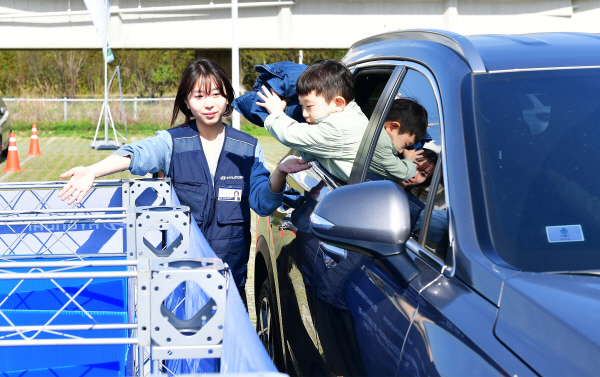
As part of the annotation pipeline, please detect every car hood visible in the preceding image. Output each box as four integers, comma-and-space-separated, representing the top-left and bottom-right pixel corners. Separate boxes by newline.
495, 272, 600, 376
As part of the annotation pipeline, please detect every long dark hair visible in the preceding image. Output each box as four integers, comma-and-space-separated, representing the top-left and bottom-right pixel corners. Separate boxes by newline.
412, 148, 439, 197
170, 58, 235, 128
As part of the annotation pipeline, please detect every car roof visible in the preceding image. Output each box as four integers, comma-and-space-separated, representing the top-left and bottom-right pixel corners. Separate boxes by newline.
347, 29, 600, 73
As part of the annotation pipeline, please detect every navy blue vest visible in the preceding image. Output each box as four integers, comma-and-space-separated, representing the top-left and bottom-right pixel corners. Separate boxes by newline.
167, 121, 257, 286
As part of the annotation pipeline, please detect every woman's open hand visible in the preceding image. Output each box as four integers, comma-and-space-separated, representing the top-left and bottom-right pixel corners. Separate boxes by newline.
58, 166, 96, 205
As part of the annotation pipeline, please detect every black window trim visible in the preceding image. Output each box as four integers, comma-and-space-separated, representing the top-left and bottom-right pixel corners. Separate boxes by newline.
348, 65, 406, 185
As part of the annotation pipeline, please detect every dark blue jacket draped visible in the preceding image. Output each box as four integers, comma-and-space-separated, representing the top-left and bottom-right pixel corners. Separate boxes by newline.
232, 61, 308, 127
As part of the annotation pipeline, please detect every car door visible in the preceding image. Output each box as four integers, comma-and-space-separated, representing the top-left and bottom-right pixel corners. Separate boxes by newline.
298, 64, 438, 376
266, 65, 406, 376
353, 62, 511, 376
262, 160, 330, 376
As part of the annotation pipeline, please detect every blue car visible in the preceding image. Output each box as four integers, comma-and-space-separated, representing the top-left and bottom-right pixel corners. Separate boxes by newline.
253, 29, 600, 376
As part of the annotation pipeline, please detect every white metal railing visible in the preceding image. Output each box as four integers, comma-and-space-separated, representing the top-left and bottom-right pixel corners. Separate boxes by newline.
3, 97, 174, 123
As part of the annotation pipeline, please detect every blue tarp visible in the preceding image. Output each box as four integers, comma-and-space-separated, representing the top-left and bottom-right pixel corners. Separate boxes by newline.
0, 183, 277, 375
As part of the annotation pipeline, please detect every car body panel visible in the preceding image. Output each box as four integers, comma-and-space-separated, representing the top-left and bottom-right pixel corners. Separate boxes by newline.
495, 272, 600, 376
469, 33, 600, 72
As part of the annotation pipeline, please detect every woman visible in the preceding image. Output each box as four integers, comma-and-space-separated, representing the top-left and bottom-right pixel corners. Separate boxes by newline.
397, 148, 447, 243
58, 58, 309, 299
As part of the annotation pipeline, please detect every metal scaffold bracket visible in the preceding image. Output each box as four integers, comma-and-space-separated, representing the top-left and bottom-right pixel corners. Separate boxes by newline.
130, 205, 190, 261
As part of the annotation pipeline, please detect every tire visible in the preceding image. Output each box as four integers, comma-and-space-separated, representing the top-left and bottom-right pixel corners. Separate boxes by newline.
256, 275, 282, 370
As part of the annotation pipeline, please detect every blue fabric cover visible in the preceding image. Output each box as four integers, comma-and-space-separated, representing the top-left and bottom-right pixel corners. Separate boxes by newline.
232, 61, 308, 127
165, 189, 279, 375
0, 310, 128, 374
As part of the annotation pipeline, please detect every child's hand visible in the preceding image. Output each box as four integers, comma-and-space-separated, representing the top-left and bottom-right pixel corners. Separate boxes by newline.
403, 148, 424, 163
256, 85, 287, 114
276, 157, 311, 174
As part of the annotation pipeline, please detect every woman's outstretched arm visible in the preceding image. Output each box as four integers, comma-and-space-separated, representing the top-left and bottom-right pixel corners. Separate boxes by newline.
58, 130, 173, 205
58, 154, 131, 205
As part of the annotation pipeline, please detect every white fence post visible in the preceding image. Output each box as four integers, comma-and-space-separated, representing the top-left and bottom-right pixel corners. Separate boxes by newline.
64, 97, 67, 122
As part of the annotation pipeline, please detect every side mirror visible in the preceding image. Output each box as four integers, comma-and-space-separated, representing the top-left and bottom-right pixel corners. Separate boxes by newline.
0, 107, 5, 116
310, 180, 419, 286
310, 180, 412, 257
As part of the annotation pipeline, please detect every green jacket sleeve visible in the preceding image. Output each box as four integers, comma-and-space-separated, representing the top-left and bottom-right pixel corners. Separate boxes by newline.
368, 132, 417, 181
264, 111, 343, 159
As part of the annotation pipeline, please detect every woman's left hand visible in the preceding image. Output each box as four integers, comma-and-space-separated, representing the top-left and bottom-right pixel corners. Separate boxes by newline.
277, 157, 311, 174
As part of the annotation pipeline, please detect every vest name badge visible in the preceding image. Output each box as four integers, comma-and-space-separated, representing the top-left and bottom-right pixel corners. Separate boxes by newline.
218, 187, 242, 202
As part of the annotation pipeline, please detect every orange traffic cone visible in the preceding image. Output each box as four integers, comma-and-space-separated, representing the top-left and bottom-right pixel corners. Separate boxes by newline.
2, 131, 23, 172
26, 123, 42, 156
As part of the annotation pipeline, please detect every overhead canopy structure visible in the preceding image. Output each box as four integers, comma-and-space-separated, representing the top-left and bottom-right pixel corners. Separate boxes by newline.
0, 0, 596, 50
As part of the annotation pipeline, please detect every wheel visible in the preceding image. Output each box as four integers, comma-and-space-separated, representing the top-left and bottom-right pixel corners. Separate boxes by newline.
256, 275, 282, 369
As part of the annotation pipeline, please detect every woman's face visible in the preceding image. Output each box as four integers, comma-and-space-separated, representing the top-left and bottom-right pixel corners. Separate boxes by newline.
185, 79, 228, 128
401, 159, 434, 187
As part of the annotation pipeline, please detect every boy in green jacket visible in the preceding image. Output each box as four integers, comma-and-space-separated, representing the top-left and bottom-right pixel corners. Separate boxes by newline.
257, 59, 427, 182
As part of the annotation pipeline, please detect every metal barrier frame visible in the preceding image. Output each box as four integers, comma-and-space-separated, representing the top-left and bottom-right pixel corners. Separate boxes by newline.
0, 178, 227, 376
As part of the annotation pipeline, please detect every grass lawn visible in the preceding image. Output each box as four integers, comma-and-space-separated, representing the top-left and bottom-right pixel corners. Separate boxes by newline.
0, 130, 290, 326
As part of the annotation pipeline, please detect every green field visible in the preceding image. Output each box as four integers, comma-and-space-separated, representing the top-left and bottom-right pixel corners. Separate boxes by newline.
0, 131, 289, 325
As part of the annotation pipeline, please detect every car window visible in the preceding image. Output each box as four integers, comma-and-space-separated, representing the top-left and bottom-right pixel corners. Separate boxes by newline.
365, 68, 441, 182
467, 68, 600, 272
354, 69, 394, 119
361, 67, 448, 260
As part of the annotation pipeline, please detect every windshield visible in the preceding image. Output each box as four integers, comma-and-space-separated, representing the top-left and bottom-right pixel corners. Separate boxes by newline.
470, 68, 600, 272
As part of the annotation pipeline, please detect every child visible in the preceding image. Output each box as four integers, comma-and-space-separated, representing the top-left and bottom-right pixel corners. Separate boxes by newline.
257, 59, 428, 182
369, 98, 429, 181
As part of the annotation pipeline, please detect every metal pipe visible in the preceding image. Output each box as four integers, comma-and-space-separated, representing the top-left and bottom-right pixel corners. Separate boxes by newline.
0, 215, 126, 222
0, 1, 296, 20
0, 207, 127, 215
0, 271, 138, 279
0, 178, 124, 185
0, 259, 136, 268
0, 219, 125, 226
231, 0, 240, 130
138, 344, 145, 377
104, 49, 109, 144
0, 338, 138, 346
0, 324, 138, 332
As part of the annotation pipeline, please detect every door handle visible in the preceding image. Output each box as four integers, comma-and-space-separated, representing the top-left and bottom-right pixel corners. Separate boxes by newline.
320, 242, 347, 268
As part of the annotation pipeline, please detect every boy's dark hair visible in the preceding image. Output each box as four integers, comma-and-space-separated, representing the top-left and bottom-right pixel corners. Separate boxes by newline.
386, 98, 428, 142
296, 59, 354, 104
170, 58, 235, 128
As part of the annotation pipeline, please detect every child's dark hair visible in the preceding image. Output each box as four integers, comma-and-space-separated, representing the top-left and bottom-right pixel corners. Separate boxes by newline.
386, 98, 428, 143
296, 59, 354, 104
412, 148, 439, 196
170, 58, 235, 128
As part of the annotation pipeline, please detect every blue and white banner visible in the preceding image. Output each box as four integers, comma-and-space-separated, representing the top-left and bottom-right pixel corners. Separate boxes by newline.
83, 0, 114, 63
